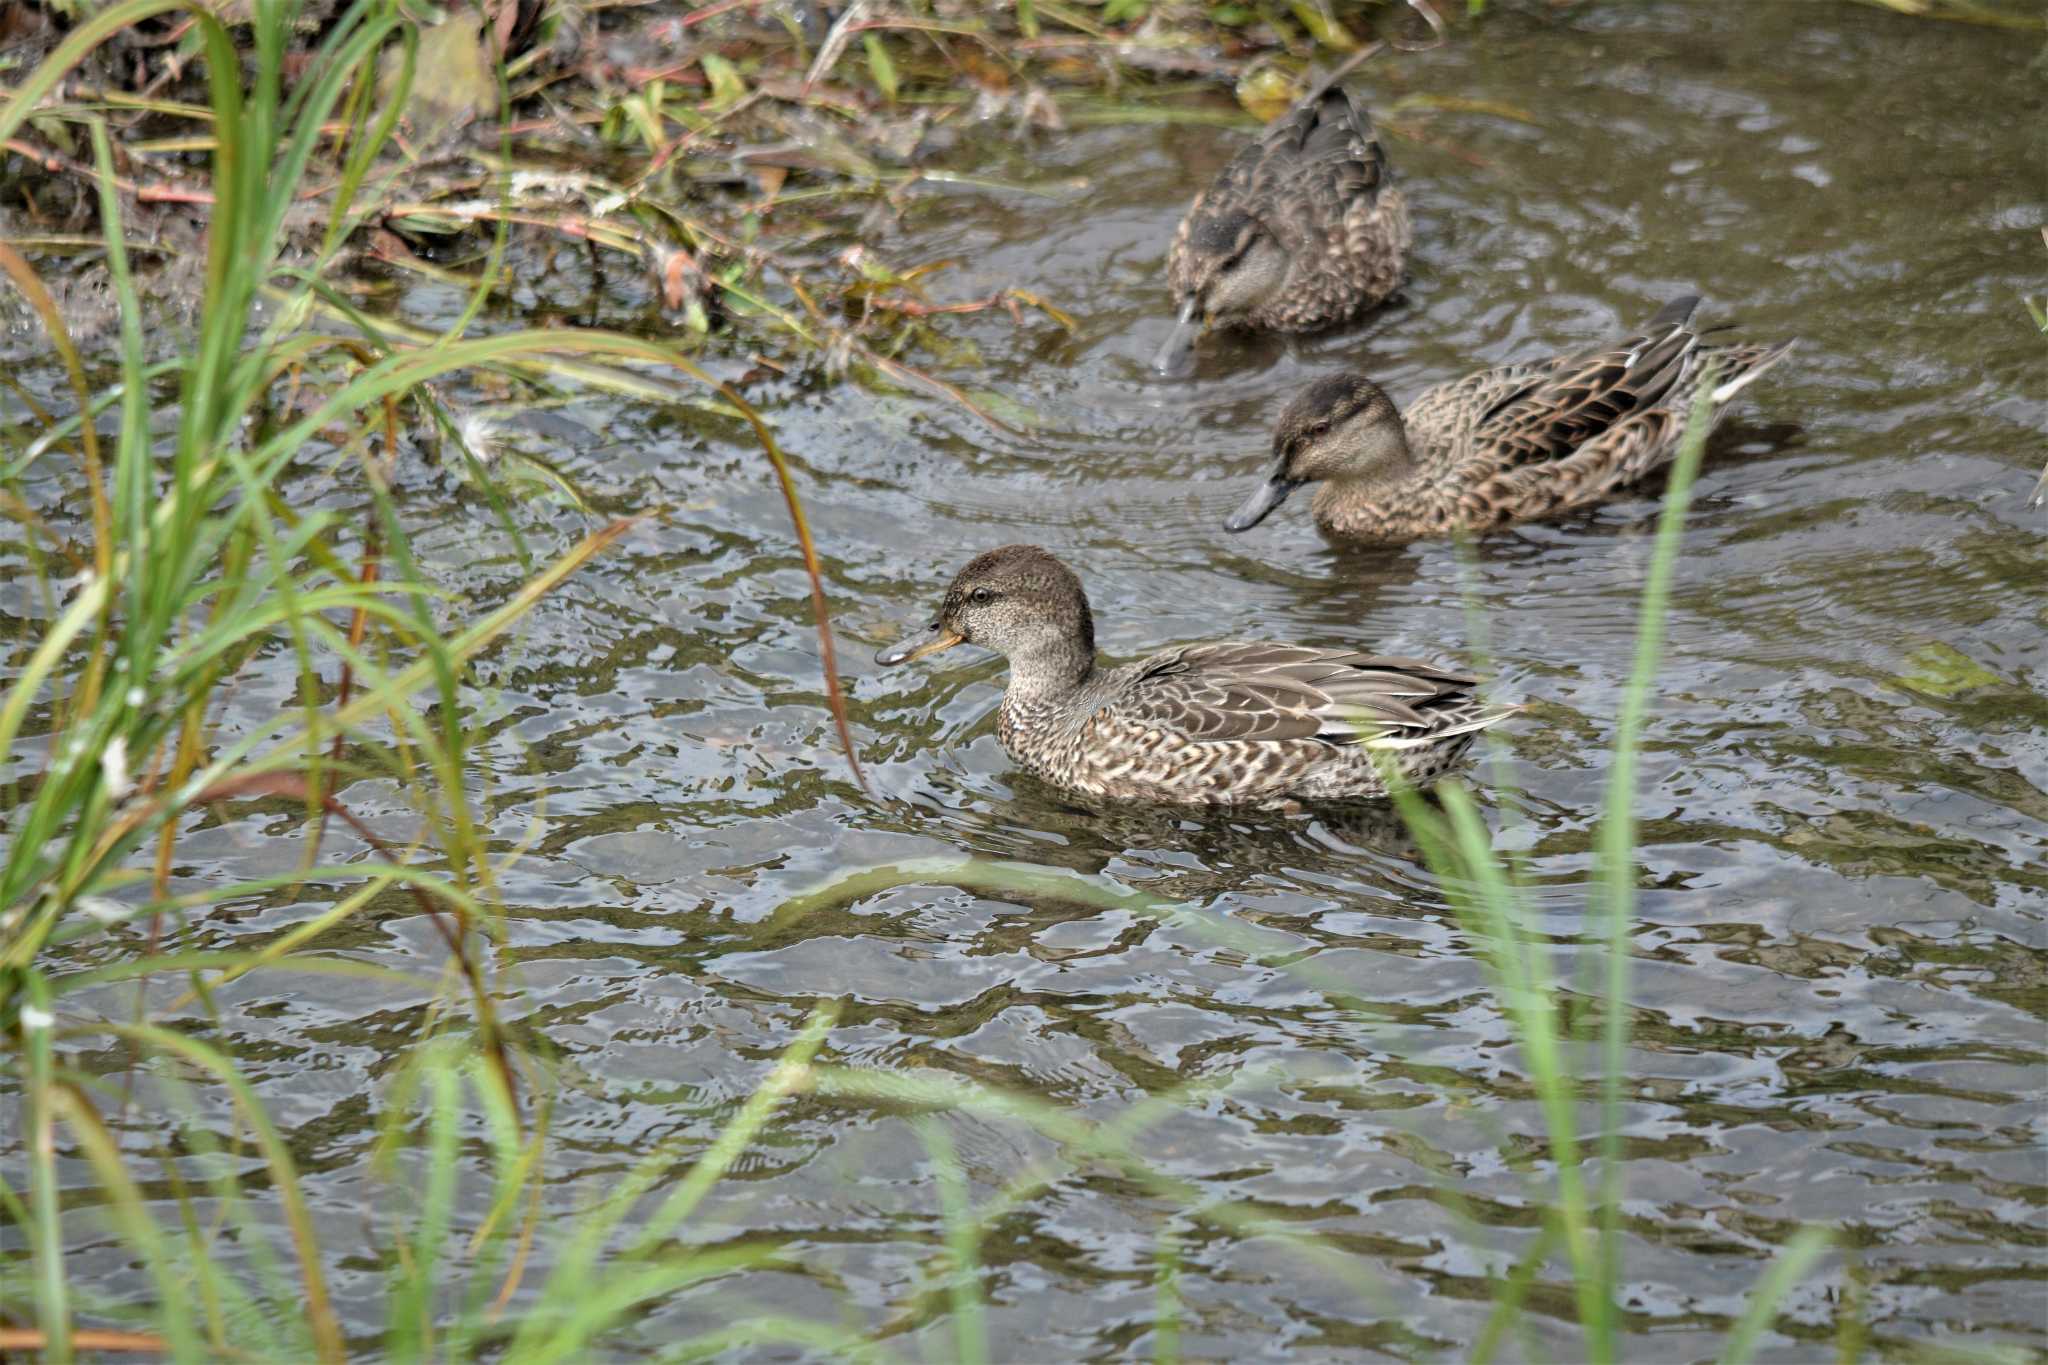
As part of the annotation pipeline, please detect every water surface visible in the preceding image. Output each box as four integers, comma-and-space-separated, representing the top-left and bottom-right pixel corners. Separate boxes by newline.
7, 2, 2046, 1358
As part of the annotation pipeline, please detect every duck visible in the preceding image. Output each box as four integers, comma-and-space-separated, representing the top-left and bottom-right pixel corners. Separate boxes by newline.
1154, 85, 1411, 375
1224, 296, 1796, 541
873, 545, 1511, 809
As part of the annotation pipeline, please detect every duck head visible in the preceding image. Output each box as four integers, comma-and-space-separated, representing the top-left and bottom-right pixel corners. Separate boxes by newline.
1153, 210, 1290, 375
1225, 373, 1411, 531
876, 545, 1096, 688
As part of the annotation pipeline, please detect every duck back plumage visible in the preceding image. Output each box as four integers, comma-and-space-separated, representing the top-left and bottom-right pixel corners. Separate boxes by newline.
1318, 297, 1796, 540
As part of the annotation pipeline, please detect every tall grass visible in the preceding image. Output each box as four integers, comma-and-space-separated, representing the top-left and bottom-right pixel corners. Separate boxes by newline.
1380, 377, 1831, 1363
0, 0, 845, 1357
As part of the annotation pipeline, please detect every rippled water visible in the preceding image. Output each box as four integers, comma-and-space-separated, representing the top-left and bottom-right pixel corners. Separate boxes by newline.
10, 2, 2047, 1358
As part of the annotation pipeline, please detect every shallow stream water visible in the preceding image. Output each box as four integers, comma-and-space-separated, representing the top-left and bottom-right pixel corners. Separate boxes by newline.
7, 2, 2047, 1358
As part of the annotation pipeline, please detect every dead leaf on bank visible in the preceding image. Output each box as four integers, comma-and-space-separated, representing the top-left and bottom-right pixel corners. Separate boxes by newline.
655, 244, 704, 310
368, 227, 422, 264
1235, 64, 1303, 122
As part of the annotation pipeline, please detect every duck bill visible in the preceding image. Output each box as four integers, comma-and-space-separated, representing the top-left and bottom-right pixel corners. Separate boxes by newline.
1151, 300, 1204, 377
1223, 474, 1305, 532
875, 624, 965, 667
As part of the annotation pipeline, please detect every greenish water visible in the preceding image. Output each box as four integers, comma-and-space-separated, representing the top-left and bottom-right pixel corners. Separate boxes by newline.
6, 2, 2045, 1358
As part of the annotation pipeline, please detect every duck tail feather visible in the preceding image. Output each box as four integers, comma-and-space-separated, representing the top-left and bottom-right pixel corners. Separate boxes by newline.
1709, 338, 1796, 404
1648, 295, 1703, 333
1362, 703, 1519, 749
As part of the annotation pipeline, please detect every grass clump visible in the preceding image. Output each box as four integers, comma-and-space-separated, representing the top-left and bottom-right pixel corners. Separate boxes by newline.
0, 2, 849, 1356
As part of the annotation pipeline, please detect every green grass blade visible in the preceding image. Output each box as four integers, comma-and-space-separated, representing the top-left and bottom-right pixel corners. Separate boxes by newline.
1594, 376, 1720, 1329
511, 1005, 837, 1361
1471, 1217, 1562, 1365
22, 973, 71, 1363
1716, 1226, 1832, 1365
918, 1117, 988, 1365
1433, 782, 1607, 1353
100, 1022, 345, 1363
1152, 1224, 1183, 1364
48, 1086, 197, 1358
388, 1054, 465, 1358
0, 0, 188, 150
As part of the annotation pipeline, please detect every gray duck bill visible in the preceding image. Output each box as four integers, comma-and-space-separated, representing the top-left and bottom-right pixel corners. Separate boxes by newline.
1151, 300, 1203, 377
875, 624, 965, 667
1224, 476, 1305, 532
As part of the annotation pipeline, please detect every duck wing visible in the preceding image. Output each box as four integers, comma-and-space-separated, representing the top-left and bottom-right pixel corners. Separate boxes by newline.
1258, 88, 1394, 252
1464, 296, 1705, 467
1176, 89, 1370, 232
1414, 298, 1794, 518
1119, 643, 1487, 747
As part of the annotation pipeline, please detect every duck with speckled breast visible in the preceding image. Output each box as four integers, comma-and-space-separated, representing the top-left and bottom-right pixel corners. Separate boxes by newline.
873, 546, 1514, 810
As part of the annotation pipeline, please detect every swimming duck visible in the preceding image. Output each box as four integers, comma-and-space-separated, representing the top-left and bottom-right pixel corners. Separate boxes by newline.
874, 545, 1510, 808
1155, 85, 1411, 374
1224, 296, 1795, 541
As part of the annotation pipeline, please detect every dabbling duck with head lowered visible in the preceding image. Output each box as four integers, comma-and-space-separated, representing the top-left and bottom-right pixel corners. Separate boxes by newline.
1155, 85, 1411, 375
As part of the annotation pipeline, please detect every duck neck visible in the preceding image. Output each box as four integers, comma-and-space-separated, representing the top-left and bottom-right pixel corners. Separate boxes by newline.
1001, 623, 1096, 711
1314, 423, 1424, 527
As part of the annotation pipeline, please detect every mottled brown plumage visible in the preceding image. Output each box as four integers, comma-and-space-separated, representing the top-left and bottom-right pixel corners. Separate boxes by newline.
1224, 297, 1796, 542
1154, 86, 1411, 373
874, 546, 1511, 808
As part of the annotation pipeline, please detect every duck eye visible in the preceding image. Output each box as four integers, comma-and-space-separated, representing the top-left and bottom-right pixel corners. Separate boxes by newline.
970, 587, 993, 605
